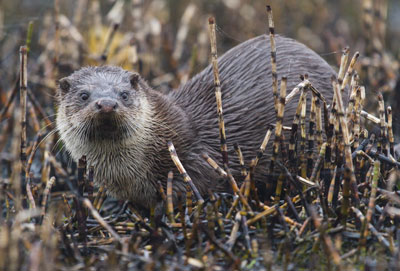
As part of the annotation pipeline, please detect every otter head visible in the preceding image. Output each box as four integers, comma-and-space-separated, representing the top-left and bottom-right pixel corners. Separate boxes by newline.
56, 66, 152, 160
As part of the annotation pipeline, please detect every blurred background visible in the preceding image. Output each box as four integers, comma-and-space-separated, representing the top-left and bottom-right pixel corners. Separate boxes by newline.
0, 0, 399, 133
0, 2, 399, 269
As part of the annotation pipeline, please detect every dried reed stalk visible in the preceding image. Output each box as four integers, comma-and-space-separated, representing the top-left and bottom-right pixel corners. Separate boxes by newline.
83, 198, 122, 243
166, 171, 175, 223
337, 47, 350, 86
299, 88, 307, 178
270, 77, 287, 172
315, 98, 323, 149
234, 143, 247, 177
266, 5, 278, 113
208, 17, 229, 167
307, 94, 317, 176
40, 176, 55, 218
377, 93, 387, 155
387, 106, 394, 156
289, 88, 307, 172
168, 141, 204, 204
362, 160, 380, 241
341, 51, 360, 92
19, 46, 28, 180
332, 77, 359, 203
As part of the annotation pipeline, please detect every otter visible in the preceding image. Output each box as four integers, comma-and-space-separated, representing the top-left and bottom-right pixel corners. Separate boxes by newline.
56, 35, 338, 209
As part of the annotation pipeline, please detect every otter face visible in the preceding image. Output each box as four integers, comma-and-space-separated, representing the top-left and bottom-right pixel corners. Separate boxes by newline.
56, 66, 148, 142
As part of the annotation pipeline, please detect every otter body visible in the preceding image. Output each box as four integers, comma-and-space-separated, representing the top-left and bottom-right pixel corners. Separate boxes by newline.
56, 35, 337, 208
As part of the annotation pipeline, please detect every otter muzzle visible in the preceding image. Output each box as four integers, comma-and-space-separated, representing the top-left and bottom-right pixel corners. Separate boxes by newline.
95, 99, 118, 113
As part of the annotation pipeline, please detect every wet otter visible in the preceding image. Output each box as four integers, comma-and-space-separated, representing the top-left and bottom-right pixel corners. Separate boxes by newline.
56, 35, 338, 208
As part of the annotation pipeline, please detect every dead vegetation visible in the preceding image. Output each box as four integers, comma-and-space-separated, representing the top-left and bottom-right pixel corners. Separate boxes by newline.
0, 0, 399, 270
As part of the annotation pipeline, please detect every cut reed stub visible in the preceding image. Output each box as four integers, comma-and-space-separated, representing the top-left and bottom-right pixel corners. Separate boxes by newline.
166, 171, 175, 223
233, 143, 247, 177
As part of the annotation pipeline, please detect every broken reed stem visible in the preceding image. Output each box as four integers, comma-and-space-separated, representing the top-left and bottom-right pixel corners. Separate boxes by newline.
377, 93, 387, 155
241, 215, 252, 254
83, 198, 122, 243
289, 87, 307, 171
270, 77, 287, 172
226, 167, 253, 214
87, 166, 94, 202
332, 77, 360, 204
201, 152, 252, 211
77, 156, 86, 195
41, 176, 55, 219
353, 87, 364, 148
337, 47, 350, 86
352, 206, 391, 252
296, 176, 317, 187
157, 180, 167, 202
299, 88, 307, 178
266, 5, 278, 113
226, 128, 272, 218
307, 94, 317, 176
209, 192, 224, 236
202, 153, 228, 178
341, 168, 351, 227
243, 160, 253, 199
225, 128, 273, 216
362, 160, 380, 243
274, 174, 284, 204
310, 142, 327, 185
101, 22, 119, 62
168, 141, 204, 204
94, 186, 107, 210
341, 51, 360, 92
360, 109, 387, 126
345, 79, 359, 126
247, 195, 301, 226
19, 46, 28, 182
315, 98, 323, 149
285, 79, 310, 104
166, 171, 175, 223
208, 17, 229, 167
233, 143, 247, 177
186, 184, 193, 216
232, 128, 273, 205
327, 166, 337, 207
227, 212, 241, 251
255, 128, 273, 166
309, 206, 342, 266
387, 106, 394, 156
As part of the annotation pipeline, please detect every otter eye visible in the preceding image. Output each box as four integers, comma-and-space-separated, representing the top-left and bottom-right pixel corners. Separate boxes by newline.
80, 93, 89, 101
120, 92, 129, 101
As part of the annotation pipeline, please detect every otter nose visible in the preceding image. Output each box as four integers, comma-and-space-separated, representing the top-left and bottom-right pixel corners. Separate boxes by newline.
95, 99, 118, 113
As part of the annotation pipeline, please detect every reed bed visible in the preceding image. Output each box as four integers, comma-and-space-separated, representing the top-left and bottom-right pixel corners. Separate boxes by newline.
0, 0, 399, 270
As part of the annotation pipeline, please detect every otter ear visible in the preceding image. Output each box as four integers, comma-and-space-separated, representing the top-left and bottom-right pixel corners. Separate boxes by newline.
129, 73, 140, 89
58, 78, 71, 94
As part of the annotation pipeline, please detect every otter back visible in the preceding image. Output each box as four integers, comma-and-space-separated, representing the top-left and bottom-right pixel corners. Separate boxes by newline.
171, 35, 338, 184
